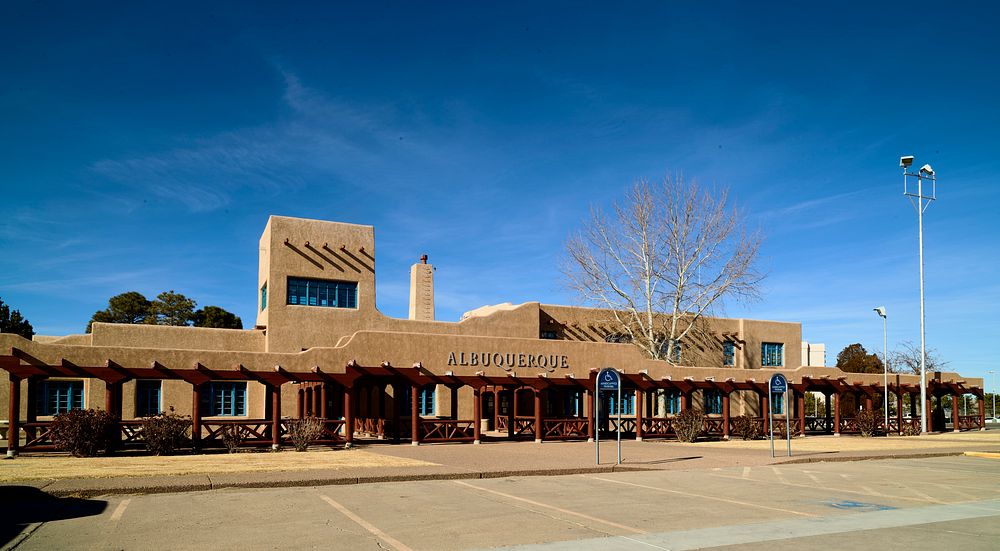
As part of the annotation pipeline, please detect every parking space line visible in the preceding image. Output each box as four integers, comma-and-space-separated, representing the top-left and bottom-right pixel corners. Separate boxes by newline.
319, 494, 415, 551
770, 466, 789, 485
802, 471, 822, 485
585, 475, 817, 517
452, 480, 645, 534
742, 467, 751, 479
709, 472, 941, 504
109, 498, 131, 522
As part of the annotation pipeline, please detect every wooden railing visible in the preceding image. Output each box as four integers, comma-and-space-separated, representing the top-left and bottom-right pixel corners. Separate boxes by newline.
420, 420, 475, 442
641, 417, 675, 438
355, 417, 386, 437
496, 416, 536, 437
542, 418, 588, 439
703, 417, 726, 435
608, 417, 636, 434
958, 415, 982, 430
201, 419, 277, 446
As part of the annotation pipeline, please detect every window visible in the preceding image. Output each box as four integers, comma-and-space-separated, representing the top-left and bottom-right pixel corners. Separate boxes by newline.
406, 385, 436, 416
202, 382, 246, 416
723, 340, 735, 366
652, 390, 680, 415
260, 282, 267, 311
770, 393, 784, 415
606, 390, 635, 415
761, 342, 784, 367
540, 331, 557, 340
704, 389, 723, 415
37, 380, 84, 415
287, 277, 357, 309
136, 380, 162, 417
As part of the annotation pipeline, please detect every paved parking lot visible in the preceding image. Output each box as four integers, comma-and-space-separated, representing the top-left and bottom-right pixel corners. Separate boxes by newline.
4, 455, 999, 550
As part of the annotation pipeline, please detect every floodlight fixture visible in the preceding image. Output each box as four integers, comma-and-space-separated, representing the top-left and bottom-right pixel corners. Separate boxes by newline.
874, 306, 886, 318
919, 164, 935, 176
900, 156, 914, 168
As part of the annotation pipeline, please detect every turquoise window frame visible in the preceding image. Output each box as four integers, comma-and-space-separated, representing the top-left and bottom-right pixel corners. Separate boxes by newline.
287, 277, 357, 309
406, 385, 435, 416
770, 393, 785, 415
136, 380, 162, 417
202, 382, 246, 416
606, 390, 635, 415
723, 341, 735, 366
260, 282, 267, 311
37, 380, 84, 415
704, 389, 723, 415
761, 342, 784, 367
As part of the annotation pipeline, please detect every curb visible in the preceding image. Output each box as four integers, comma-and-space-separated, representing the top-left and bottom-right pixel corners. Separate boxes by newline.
44, 464, 652, 498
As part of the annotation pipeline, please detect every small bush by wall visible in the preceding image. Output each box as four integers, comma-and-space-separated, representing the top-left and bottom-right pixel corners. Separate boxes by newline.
142, 408, 191, 455
220, 425, 245, 453
51, 409, 116, 457
856, 409, 880, 437
674, 408, 705, 442
732, 414, 763, 440
287, 417, 325, 451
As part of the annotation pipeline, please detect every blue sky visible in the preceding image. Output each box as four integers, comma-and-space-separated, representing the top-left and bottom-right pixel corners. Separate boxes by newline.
1, 2, 998, 385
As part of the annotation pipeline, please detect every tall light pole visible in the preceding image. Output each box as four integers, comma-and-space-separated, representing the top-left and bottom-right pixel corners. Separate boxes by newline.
874, 306, 888, 431
901, 155, 936, 434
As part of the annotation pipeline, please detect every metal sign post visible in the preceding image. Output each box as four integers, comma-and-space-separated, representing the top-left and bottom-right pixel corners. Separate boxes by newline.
596, 367, 621, 465
769, 373, 790, 458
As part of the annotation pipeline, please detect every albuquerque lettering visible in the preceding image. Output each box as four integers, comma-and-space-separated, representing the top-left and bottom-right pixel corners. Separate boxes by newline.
447, 351, 569, 372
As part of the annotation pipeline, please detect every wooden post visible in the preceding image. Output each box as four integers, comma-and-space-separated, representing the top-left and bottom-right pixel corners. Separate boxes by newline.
952, 393, 961, 432
833, 391, 841, 435
682, 391, 691, 412
343, 386, 356, 447
410, 385, 420, 446
824, 393, 832, 433
506, 389, 515, 440
586, 388, 594, 442
7, 374, 20, 457
191, 383, 202, 450
391, 383, 401, 443
926, 395, 934, 432
105, 381, 121, 449
271, 383, 282, 449
450, 386, 459, 420
635, 389, 644, 441
534, 389, 542, 443
320, 383, 328, 419
473, 386, 482, 444
721, 391, 731, 439
796, 391, 805, 436
24, 377, 37, 442
297, 387, 305, 418
864, 393, 873, 411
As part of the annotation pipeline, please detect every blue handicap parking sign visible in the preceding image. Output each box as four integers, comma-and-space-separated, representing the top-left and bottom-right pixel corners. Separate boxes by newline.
597, 368, 620, 391
770, 373, 787, 393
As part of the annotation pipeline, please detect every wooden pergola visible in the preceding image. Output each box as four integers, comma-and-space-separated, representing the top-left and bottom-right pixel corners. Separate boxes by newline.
2, 348, 987, 455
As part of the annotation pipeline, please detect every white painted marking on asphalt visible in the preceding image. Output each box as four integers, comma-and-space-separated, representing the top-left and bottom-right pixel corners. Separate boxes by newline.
803, 471, 821, 485
452, 480, 646, 534
930, 482, 977, 500
906, 486, 945, 503
497, 498, 1000, 551
585, 475, 817, 517
770, 466, 788, 485
709, 472, 934, 504
742, 467, 751, 479
109, 499, 131, 522
319, 494, 415, 551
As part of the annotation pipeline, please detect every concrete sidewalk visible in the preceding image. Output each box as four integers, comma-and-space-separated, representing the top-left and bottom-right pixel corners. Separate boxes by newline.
6, 431, 999, 498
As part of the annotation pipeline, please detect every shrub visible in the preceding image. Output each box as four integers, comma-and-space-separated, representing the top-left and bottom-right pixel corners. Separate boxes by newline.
732, 414, 763, 440
220, 425, 244, 453
856, 409, 880, 437
51, 409, 116, 457
902, 421, 921, 437
287, 417, 325, 451
143, 408, 191, 455
674, 408, 705, 443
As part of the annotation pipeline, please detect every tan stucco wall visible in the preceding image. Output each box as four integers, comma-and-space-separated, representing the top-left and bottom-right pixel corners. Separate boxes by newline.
91, 323, 264, 352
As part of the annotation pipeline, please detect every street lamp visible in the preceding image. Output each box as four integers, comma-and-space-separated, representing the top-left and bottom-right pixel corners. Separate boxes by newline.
901, 156, 937, 434
874, 306, 888, 431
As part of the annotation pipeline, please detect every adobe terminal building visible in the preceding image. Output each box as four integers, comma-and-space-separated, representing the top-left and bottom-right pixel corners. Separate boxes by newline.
1, 216, 988, 454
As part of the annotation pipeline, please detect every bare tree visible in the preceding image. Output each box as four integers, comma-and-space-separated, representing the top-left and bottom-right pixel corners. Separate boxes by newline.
888, 341, 948, 374
563, 177, 764, 364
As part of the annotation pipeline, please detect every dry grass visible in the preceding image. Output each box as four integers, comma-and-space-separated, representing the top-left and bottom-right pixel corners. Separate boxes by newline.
698, 430, 1000, 453
1, 449, 436, 482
